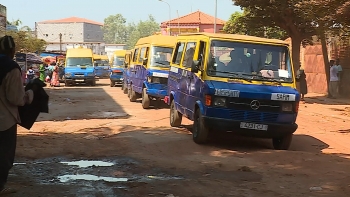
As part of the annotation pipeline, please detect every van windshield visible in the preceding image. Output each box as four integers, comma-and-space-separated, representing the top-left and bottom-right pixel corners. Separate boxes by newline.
113, 56, 125, 67
207, 40, 293, 83
66, 57, 93, 67
94, 59, 109, 66
150, 46, 173, 68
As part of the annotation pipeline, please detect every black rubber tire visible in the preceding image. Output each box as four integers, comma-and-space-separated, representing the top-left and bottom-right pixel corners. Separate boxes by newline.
65, 81, 70, 87
121, 82, 124, 90
141, 88, 151, 109
110, 81, 115, 87
272, 134, 293, 150
192, 109, 209, 144
123, 83, 128, 94
129, 85, 137, 102
170, 100, 182, 127
91, 80, 96, 86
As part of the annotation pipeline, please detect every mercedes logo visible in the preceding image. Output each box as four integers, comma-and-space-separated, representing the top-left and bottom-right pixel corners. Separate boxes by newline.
250, 100, 260, 110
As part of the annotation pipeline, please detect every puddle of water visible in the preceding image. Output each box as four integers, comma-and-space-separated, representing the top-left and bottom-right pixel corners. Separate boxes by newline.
58, 174, 128, 183
88, 111, 128, 118
60, 160, 114, 168
13, 163, 26, 165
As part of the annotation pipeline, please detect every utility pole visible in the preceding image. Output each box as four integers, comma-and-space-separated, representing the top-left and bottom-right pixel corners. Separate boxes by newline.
59, 33, 62, 53
214, 0, 217, 33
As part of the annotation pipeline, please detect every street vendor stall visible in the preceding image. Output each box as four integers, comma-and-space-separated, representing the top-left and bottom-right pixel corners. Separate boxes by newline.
16, 52, 43, 84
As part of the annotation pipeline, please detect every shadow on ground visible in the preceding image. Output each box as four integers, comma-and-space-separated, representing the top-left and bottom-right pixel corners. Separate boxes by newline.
304, 95, 350, 105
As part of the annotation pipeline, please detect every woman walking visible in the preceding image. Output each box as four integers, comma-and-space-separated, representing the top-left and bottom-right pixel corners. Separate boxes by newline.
296, 64, 308, 101
50, 63, 60, 87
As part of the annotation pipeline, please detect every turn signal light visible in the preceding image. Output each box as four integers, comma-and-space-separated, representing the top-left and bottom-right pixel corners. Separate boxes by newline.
205, 95, 212, 106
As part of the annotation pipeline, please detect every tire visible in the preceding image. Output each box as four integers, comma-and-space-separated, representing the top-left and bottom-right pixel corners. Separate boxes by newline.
123, 83, 128, 94
65, 81, 70, 87
110, 81, 115, 87
272, 134, 293, 150
170, 100, 182, 127
141, 88, 151, 109
121, 82, 124, 90
192, 109, 209, 144
129, 85, 137, 102
91, 80, 96, 86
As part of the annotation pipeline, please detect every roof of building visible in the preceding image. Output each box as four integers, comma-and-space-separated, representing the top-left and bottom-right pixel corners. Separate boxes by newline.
161, 10, 225, 27
38, 17, 103, 26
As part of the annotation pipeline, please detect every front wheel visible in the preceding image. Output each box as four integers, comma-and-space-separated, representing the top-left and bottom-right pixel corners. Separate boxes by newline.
272, 134, 293, 150
123, 82, 128, 94
110, 81, 115, 87
141, 88, 151, 109
192, 109, 209, 144
170, 100, 182, 127
129, 85, 137, 102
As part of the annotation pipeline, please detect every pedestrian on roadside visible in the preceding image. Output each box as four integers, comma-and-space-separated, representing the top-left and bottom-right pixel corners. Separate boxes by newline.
296, 64, 307, 101
335, 58, 343, 96
0, 35, 34, 194
329, 60, 339, 98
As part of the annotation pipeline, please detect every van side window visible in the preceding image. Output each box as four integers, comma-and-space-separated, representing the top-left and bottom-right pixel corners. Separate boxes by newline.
183, 42, 197, 68
139, 47, 147, 63
198, 41, 206, 70
133, 48, 139, 62
172, 42, 185, 65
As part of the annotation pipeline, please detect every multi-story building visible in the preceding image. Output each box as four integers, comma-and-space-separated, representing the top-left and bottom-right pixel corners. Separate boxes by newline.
36, 16, 104, 54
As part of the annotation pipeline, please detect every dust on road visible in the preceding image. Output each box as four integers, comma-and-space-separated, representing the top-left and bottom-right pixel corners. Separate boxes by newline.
5, 79, 350, 197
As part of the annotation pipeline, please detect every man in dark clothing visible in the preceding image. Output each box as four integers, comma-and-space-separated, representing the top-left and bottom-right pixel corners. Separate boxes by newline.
0, 36, 34, 194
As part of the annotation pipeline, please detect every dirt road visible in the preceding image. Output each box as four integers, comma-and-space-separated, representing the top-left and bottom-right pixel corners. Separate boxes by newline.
5, 79, 350, 197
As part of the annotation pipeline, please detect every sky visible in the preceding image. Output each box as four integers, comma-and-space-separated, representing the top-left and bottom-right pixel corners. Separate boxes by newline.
1, 0, 241, 28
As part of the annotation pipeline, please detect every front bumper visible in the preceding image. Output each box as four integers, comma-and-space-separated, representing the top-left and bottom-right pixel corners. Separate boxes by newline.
203, 116, 298, 138
65, 76, 95, 82
146, 83, 168, 98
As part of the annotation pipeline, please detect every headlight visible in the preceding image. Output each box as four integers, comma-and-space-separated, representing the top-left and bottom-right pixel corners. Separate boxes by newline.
213, 97, 226, 107
147, 77, 160, 83
65, 73, 72, 77
148, 76, 152, 83
281, 103, 293, 112
87, 73, 94, 76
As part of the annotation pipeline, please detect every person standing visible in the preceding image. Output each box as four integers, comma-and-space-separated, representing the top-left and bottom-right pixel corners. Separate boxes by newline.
0, 36, 34, 193
39, 64, 46, 82
335, 58, 343, 96
329, 60, 339, 98
296, 64, 308, 100
50, 62, 60, 87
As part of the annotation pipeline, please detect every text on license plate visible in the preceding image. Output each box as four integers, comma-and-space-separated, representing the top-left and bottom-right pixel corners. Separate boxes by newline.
240, 122, 268, 131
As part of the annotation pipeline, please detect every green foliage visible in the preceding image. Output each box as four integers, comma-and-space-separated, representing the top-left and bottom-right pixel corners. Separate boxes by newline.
6, 30, 47, 53
102, 14, 160, 49
223, 11, 288, 40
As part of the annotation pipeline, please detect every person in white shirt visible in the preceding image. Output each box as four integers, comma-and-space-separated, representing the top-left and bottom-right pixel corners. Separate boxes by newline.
329, 60, 339, 98
335, 58, 343, 95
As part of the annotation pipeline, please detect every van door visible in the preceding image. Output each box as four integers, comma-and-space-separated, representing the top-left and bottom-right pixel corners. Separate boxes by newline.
170, 41, 186, 115
130, 48, 139, 86
181, 41, 197, 117
187, 40, 206, 119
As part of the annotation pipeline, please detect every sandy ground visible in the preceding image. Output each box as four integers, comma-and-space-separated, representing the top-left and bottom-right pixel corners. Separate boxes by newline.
2, 79, 350, 197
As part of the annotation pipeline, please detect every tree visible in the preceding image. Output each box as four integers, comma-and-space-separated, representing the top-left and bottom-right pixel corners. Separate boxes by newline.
224, 10, 288, 40
6, 30, 46, 53
102, 14, 128, 44
232, 0, 320, 71
125, 15, 160, 49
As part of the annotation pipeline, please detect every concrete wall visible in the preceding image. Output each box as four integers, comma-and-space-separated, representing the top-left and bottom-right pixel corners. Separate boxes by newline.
37, 22, 103, 43
199, 24, 224, 33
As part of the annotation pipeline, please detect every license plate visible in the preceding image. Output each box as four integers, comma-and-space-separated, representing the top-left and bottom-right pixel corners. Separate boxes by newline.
240, 122, 268, 131
75, 79, 84, 82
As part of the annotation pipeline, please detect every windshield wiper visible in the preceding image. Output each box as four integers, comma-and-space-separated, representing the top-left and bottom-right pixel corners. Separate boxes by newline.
250, 74, 282, 85
208, 70, 252, 82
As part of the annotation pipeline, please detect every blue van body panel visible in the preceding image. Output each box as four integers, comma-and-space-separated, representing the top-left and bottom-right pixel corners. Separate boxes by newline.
64, 67, 95, 83
95, 66, 111, 78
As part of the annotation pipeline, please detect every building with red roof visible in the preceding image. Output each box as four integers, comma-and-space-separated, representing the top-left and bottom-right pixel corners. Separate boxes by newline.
160, 10, 225, 36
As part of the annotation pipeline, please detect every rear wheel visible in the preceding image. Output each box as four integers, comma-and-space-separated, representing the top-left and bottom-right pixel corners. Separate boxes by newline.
142, 88, 151, 109
272, 134, 293, 150
170, 100, 182, 127
192, 109, 209, 144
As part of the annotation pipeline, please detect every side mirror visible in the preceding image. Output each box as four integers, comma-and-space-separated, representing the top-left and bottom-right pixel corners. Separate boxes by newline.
191, 60, 200, 73
142, 58, 148, 66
